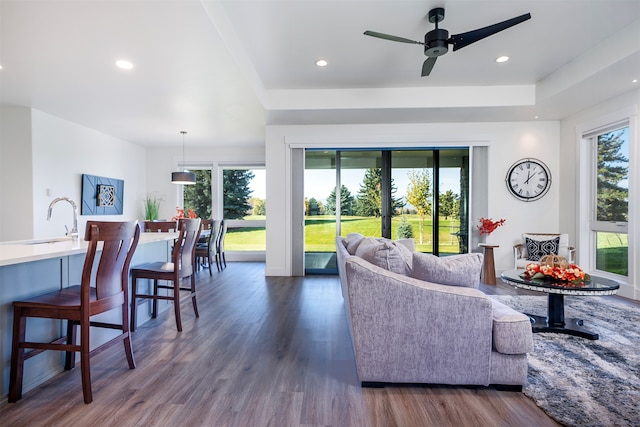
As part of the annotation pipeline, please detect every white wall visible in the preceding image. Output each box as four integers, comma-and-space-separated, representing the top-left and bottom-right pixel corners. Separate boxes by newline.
2, 108, 147, 240
0, 107, 34, 240
265, 121, 561, 276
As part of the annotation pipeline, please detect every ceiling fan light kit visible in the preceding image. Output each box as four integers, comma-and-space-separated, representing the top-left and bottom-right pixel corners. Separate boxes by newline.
364, 7, 531, 77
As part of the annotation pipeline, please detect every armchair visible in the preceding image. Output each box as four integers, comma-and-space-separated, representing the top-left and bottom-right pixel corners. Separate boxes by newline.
514, 233, 575, 269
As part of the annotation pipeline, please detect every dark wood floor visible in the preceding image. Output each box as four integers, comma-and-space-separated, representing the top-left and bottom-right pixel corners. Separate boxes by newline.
1, 263, 562, 427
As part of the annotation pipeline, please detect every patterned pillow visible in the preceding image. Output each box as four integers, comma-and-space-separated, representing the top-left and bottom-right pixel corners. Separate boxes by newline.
411, 252, 483, 288
525, 236, 560, 261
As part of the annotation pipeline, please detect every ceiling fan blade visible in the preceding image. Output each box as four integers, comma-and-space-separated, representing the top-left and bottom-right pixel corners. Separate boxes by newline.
448, 13, 531, 51
422, 57, 437, 76
364, 30, 423, 45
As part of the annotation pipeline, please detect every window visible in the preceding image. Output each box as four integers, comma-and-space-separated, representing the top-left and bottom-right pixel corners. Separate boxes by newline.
222, 167, 266, 252
587, 123, 629, 277
182, 169, 212, 218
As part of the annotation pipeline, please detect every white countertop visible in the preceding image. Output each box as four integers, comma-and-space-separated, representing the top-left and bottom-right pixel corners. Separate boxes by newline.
0, 232, 179, 267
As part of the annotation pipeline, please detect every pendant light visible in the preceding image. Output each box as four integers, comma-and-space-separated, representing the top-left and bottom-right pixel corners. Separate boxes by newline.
171, 131, 196, 185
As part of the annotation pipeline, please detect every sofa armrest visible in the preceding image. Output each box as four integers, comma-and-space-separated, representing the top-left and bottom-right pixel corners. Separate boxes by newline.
345, 257, 493, 385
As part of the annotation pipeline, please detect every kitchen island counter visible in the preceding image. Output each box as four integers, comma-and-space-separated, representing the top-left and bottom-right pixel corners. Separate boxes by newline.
0, 232, 178, 267
0, 231, 178, 400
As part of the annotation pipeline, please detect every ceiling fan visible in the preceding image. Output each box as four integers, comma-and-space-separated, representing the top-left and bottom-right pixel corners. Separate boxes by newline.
364, 7, 531, 77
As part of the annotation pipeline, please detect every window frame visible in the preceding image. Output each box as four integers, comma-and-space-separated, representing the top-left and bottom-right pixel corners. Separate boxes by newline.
578, 115, 633, 284
219, 164, 266, 256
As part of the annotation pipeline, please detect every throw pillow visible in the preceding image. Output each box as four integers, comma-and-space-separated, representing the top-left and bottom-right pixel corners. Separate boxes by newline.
354, 237, 382, 258
525, 236, 560, 261
391, 239, 413, 271
411, 252, 483, 289
344, 232, 366, 255
359, 240, 412, 276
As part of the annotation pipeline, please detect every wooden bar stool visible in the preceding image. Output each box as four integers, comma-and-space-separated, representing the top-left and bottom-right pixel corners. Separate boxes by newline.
8, 221, 141, 404
131, 218, 201, 332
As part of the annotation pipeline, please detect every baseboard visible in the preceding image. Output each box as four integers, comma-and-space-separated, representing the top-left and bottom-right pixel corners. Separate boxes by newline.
492, 384, 523, 392
361, 381, 386, 388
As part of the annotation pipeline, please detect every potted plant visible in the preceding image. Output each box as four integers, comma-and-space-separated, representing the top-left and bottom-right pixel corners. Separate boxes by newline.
143, 196, 161, 221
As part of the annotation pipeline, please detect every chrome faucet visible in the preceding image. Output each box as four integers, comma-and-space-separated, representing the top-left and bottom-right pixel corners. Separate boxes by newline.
47, 197, 79, 240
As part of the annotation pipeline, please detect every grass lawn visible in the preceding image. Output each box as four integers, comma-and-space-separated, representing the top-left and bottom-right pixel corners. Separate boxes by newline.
596, 232, 629, 275
225, 227, 266, 251
225, 215, 464, 254
304, 215, 463, 254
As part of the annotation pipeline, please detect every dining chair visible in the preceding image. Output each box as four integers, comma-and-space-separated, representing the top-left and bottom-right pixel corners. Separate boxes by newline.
216, 219, 228, 270
144, 220, 177, 232
130, 218, 201, 332
8, 221, 141, 404
195, 219, 220, 275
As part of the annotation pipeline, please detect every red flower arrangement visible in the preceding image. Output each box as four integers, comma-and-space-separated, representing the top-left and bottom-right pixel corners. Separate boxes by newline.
171, 207, 198, 220
477, 217, 506, 235
522, 263, 590, 284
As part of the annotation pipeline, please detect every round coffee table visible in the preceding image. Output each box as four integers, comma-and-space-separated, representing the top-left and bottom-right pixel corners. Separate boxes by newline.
500, 269, 619, 340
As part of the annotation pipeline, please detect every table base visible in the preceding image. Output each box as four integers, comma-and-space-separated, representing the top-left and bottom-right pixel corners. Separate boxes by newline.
525, 314, 599, 340
526, 293, 599, 340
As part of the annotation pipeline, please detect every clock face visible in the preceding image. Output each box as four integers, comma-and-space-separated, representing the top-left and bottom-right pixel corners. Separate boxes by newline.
506, 159, 551, 201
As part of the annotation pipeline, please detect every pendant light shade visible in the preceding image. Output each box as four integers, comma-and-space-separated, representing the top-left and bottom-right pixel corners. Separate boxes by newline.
171, 131, 196, 185
171, 171, 196, 184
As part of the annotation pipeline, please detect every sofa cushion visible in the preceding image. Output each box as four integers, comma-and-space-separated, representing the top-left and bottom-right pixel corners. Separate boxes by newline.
490, 299, 534, 354
395, 238, 416, 253
525, 235, 560, 261
358, 240, 412, 276
354, 237, 382, 258
344, 232, 366, 255
411, 252, 483, 289
391, 240, 413, 270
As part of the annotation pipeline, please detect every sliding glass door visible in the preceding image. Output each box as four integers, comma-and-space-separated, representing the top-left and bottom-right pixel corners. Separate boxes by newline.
304, 148, 469, 273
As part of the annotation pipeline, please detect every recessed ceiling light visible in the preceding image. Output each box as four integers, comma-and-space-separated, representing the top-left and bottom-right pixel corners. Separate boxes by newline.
315, 59, 328, 67
633, 79, 638, 83
0, 65, 3, 70
495, 56, 509, 63
116, 59, 134, 70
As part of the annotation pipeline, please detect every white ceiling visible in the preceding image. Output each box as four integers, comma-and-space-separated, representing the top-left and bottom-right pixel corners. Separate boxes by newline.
1, 0, 639, 148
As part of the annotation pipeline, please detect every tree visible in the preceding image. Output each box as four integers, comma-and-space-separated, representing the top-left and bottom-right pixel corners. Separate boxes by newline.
405, 169, 432, 244
307, 197, 320, 215
396, 217, 414, 239
325, 185, 354, 215
183, 170, 212, 218
597, 130, 628, 221
223, 169, 254, 219
354, 168, 403, 217
439, 190, 459, 220
252, 198, 266, 216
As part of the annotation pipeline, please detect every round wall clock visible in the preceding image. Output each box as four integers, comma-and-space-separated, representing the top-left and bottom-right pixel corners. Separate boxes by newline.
505, 158, 551, 201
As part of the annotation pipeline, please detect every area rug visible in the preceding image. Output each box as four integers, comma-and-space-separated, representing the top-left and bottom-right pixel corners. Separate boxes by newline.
490, 294, 640, 427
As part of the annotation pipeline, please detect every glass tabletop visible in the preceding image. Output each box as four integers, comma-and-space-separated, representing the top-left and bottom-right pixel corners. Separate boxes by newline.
501, 269, 620, 295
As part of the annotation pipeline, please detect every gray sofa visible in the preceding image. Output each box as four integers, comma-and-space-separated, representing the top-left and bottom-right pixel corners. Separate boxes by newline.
336, 233, 533, 389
